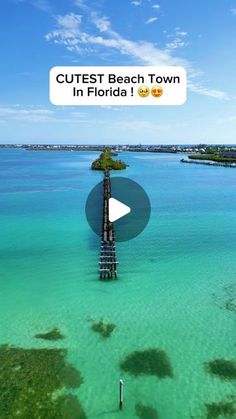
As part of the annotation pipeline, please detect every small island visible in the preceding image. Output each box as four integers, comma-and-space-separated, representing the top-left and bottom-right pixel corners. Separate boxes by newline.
91, 148, 127, 171
181, 148, 236, 168
188, 153, 236, 164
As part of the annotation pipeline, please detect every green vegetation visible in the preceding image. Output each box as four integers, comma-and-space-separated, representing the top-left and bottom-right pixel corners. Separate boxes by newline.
135, 403, 159, 419
206, 400, 236, 418
205, 359, 236, 380
91, 148, 127, 170
188, 154, 236, 163
212, 283, 236, 313
224, 284, 236, 312
225, 299, 236, 312
34, 328, 64, 341
91, 320, 116, 338
120, 348, 173, 378
52, 394, 87, 419
0, 344, 86, 418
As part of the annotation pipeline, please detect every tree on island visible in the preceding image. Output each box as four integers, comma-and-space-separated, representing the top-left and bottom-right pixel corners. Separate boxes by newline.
91, 148, 127, 171
188, 154, 236, 164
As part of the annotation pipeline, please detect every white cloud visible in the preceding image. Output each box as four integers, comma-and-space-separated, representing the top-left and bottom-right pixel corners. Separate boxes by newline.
30, 0, 50, 11
152, 4, 160, 9
100, 105, 122, 111
165, 28, 188, 50
74, 0, 87, 7
187, 82, 227, 99
176, 31, 187, 37
16, 0, 51, 12
131, 1, 142, 6
166, 38, 187, 49
0, 107, 55, 122
71, 111, 87, 118
92, 15, 111, 32
57, 13, 82, 31
0, 106, 91, 124
46, 14, 186, 66
145, 17, 158, 24
46, 12, 228, 100
112, 120, 170, 132
45, 13, 82, 41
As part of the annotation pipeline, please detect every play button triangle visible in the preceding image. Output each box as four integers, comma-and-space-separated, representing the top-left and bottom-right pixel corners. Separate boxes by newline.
109, 197, 131, 222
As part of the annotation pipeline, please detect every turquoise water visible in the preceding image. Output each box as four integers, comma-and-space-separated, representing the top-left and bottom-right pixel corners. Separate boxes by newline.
0, 149, 235, 418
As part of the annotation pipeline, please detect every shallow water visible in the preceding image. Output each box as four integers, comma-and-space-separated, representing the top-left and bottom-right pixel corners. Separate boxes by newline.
0, 149, 235, 418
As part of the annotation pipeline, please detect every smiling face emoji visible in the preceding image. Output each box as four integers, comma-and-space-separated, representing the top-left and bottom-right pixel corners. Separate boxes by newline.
138, 85, 150, 98
151, 85, 163, 98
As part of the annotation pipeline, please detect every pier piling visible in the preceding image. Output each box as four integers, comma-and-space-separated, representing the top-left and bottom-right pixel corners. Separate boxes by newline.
119, 379, 124, 410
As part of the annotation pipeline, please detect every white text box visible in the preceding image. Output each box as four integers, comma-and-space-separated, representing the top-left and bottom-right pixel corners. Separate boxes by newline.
50, 66, 187, 106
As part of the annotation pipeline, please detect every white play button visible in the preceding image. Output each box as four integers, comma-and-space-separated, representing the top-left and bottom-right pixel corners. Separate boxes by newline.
109, 197, 131, 222
86, 177, 151, 241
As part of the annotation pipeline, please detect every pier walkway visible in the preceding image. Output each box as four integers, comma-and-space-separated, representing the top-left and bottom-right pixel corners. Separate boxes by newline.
99, 170, 118, 279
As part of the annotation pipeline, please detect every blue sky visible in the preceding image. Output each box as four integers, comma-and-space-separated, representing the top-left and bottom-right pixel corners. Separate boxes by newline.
1, 0, 236, 144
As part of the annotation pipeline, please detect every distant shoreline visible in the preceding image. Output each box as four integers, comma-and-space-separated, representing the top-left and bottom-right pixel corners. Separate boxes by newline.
1, 144, 236, 155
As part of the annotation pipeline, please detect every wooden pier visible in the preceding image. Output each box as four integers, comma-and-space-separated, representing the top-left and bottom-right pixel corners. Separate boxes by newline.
99, 170, 118, 279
